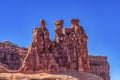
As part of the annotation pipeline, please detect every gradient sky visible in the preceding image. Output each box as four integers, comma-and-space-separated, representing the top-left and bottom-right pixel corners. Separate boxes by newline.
0, 0, 120, 80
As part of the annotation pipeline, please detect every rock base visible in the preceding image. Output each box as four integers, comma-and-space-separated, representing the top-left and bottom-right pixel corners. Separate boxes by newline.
0, 72, 103, 80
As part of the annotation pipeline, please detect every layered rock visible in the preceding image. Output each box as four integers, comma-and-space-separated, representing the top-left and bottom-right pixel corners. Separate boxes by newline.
89, 55, 110, 80
0, 41, 27, 70
0, 18, 110, 80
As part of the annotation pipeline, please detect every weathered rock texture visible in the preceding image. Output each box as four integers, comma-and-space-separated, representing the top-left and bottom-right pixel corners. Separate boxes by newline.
0, 42, 110, 80
0, 72, 103, 80
18, 20, 58, 73
17, 19, 90, 73
0, 19, 110, 80
0, 41, 27, 70
89, 55, 110, 80
54, 19, 90, 72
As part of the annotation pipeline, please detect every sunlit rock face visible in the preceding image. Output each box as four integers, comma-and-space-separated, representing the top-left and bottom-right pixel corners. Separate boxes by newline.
0, 72, 104, 80
0, 19, 110, 80
17, 19, 90, 73
53, 19, 90, 72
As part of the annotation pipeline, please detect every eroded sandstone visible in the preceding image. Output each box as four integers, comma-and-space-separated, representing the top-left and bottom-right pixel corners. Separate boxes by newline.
0, 18, 110, 80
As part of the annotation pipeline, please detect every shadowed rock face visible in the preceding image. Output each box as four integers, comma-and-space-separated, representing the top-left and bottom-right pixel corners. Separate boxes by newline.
0, 41, 27, 70
89, 56, 110, 80
0, 19, 110, 80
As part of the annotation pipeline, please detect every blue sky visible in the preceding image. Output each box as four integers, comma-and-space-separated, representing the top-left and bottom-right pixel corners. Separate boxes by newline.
0, 0, 120, 80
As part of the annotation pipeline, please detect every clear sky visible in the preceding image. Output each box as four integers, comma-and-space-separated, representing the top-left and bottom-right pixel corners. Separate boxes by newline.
0, 0, 120, 80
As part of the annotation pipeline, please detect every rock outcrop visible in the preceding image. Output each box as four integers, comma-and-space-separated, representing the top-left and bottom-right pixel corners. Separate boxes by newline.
17, 19, 90, 73
0, 41, 27, 70
0, 41, 110, 80
53, 19, 90, 72
89, 55, 110, 80
18, 20, 58, 73
0, 18, 110, 80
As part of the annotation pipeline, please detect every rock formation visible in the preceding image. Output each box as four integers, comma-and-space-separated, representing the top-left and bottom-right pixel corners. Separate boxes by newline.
18, 20, 58, 73
15, 18, 90, 73
0, 41, 27, 70
89, 55, 110, 80
0, 18, 110, 80
54, 19, 90, 72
